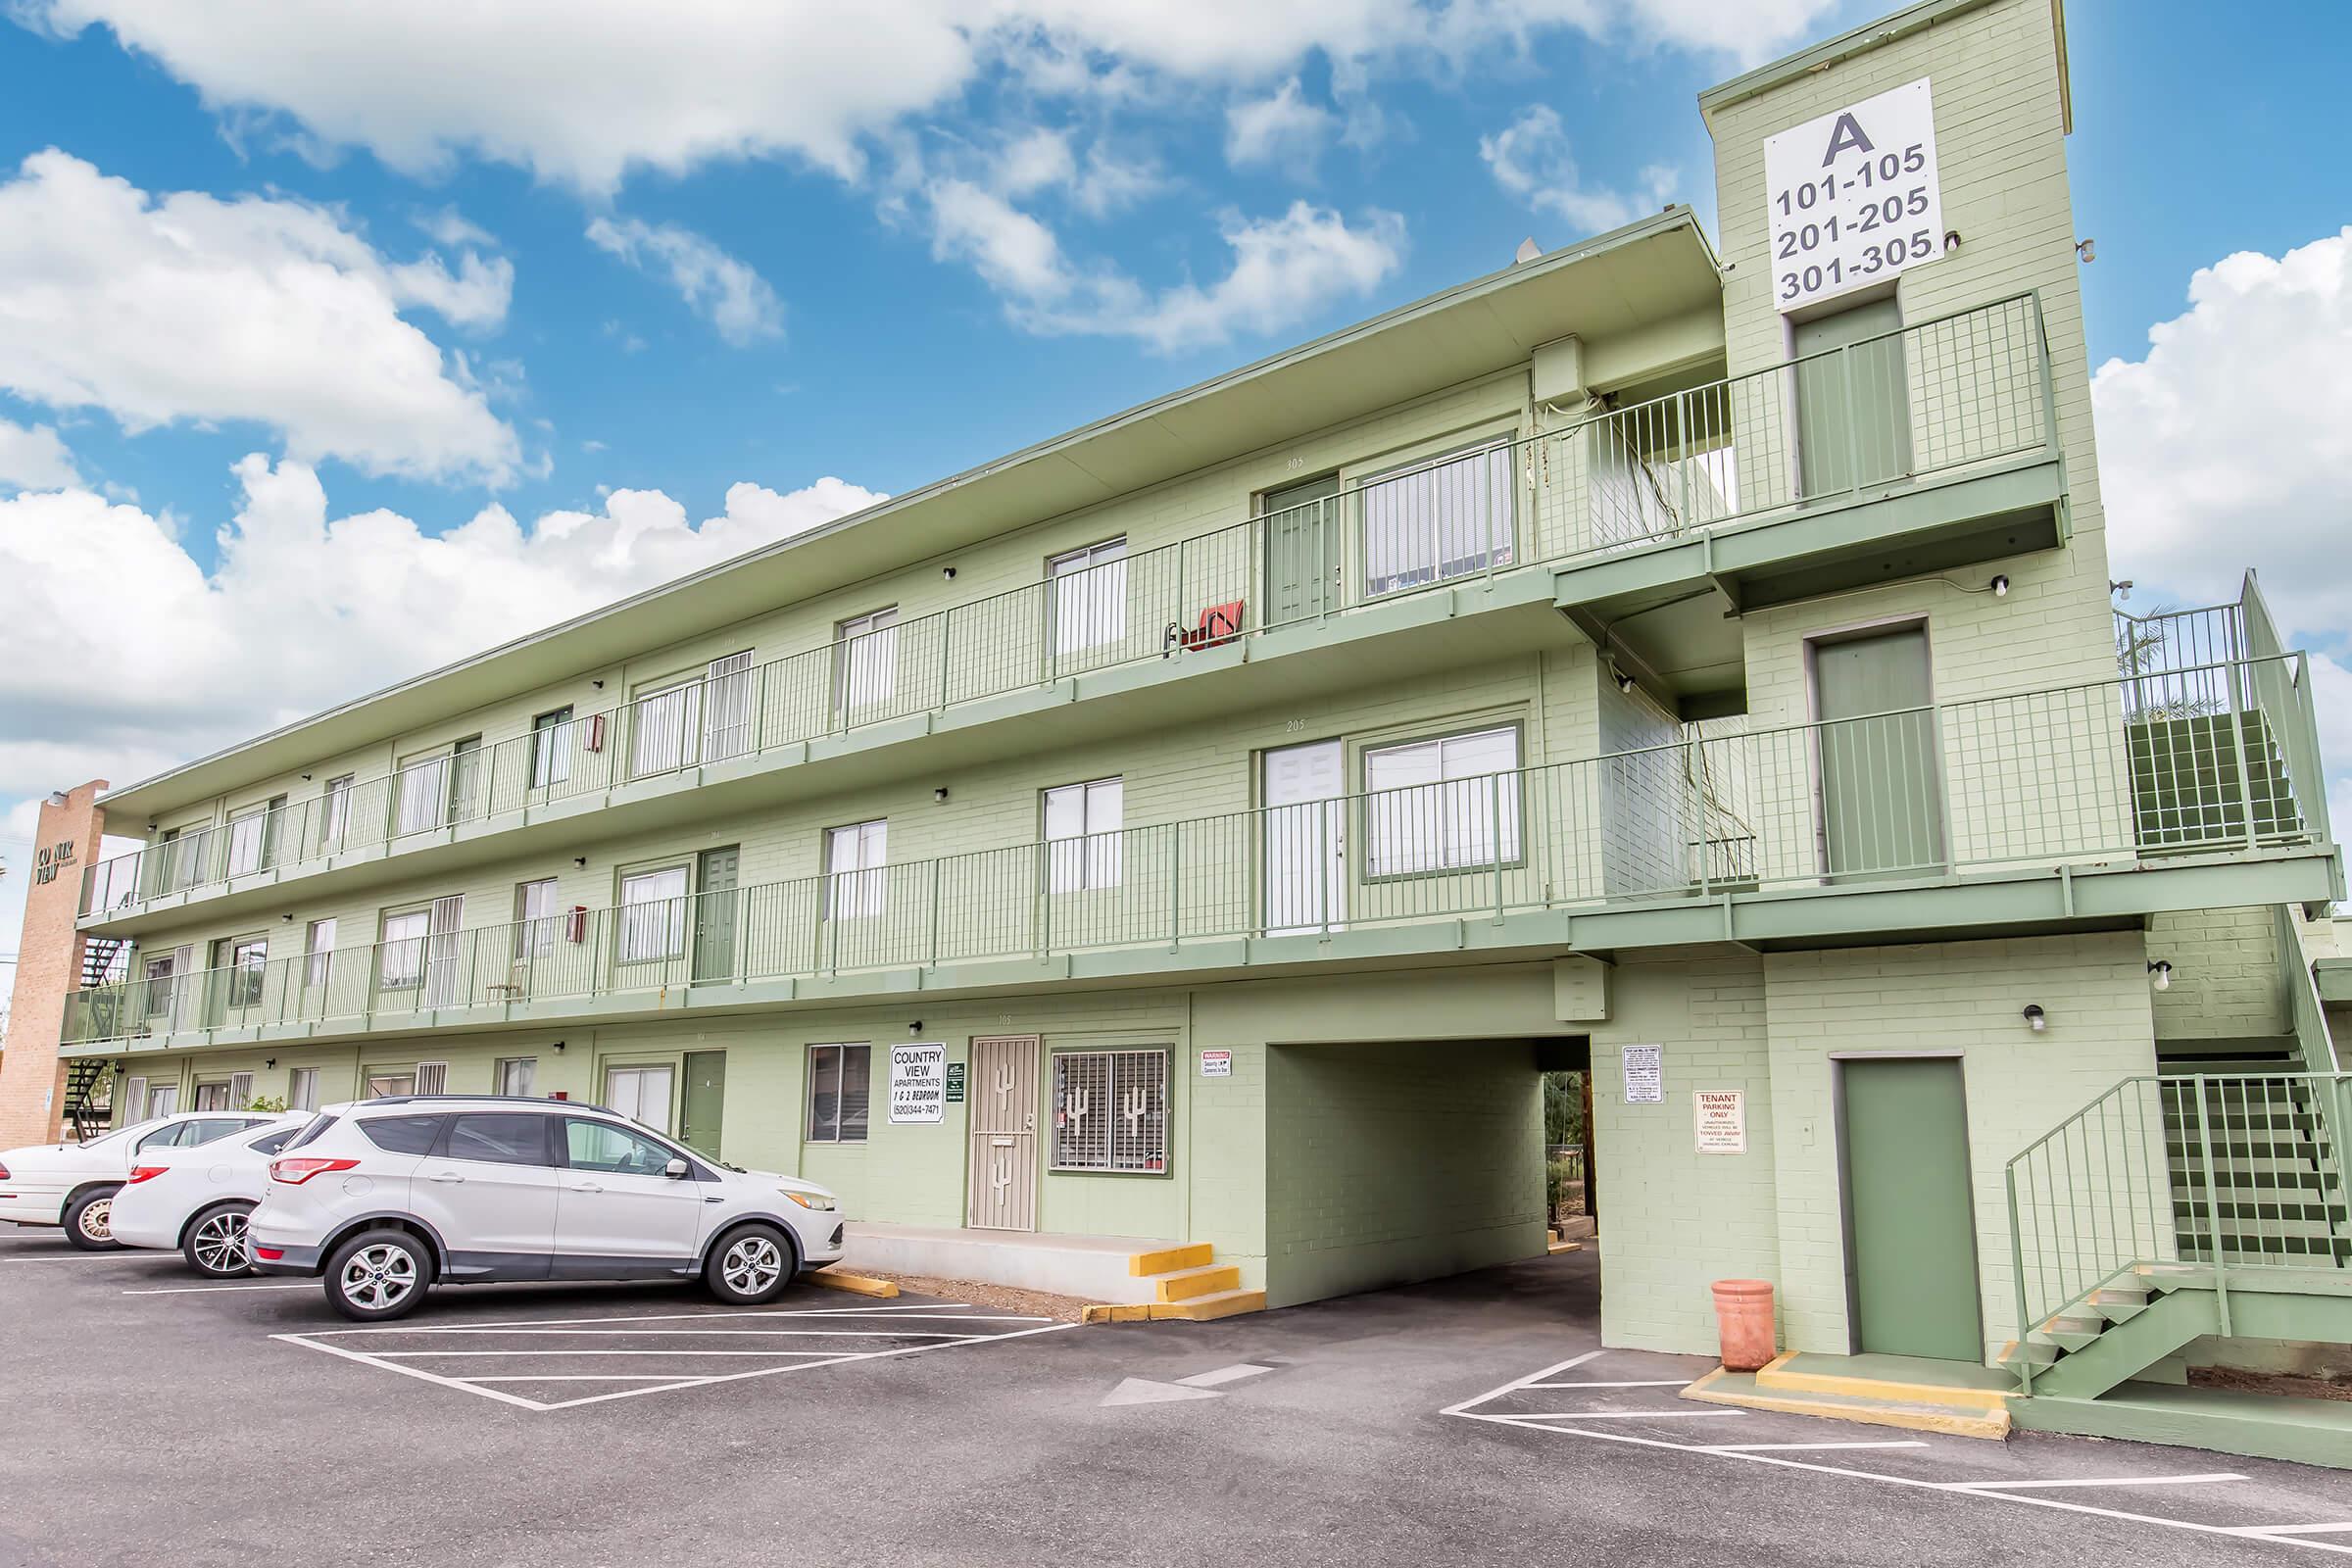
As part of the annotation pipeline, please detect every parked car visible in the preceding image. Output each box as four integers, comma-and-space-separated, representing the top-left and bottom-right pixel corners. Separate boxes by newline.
249, 1096, 847, 1321
0, 1112, 285, 1250
109, 1114, 310, 1277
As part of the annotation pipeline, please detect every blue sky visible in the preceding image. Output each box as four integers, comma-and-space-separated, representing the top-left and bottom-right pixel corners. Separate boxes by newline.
0, 0, 2348, 971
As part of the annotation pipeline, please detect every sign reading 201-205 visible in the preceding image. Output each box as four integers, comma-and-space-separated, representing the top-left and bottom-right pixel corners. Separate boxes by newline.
1763, 77, 1946, 313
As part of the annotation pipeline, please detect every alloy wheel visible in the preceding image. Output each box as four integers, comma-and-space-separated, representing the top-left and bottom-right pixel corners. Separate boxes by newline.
340, 1244, 419, 1310
721, 1234, 783, 1295
191, 1210, 249, 1274
75, 1198, 113, 1244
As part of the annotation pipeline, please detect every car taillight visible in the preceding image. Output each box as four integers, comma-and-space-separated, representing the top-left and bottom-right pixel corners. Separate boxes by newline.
270, 1156, 359, 1185
126, 1165, 169, 1184
0, 1161, 10, 1180
253, 1247, 283, 1262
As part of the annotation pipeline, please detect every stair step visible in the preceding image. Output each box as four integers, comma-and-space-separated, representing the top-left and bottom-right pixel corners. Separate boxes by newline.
1151, 1263, 1242, 1303
1157, 1288, 1264, 1321
1127, 1242, 1211, 1277
1999, 1338, 2060, 1367
1689, 1368, 2009, 1440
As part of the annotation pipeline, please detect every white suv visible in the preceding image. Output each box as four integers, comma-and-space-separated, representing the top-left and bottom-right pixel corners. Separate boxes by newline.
249, 1097, 846, 1321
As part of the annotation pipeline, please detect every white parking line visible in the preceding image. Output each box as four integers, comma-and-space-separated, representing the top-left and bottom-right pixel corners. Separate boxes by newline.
123, 1282, 316, 1296
1523, 1380, 1690, 1390
3, 1251, 178, 1264
1489, 1409, 1743, 1422
274, 1304, 1081, 1411
1936, 1473, 2247, 1493
1446, 1354, 2352, 1557
1704, 1442, 1931, 1453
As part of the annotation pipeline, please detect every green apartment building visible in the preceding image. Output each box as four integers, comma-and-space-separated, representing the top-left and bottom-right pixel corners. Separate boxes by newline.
42, 0, 2352, 1454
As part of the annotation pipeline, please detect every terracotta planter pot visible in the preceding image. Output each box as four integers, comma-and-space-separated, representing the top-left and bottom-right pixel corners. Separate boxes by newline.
1711, 1278, 1777, 1371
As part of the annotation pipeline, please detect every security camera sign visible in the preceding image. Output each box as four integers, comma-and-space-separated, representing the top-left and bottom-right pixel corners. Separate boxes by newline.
1764, 77, 1945, 312
889, 1043, 947, 1124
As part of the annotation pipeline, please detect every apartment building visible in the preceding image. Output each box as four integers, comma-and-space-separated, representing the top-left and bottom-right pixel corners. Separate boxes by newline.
22, 0, 2350, 1456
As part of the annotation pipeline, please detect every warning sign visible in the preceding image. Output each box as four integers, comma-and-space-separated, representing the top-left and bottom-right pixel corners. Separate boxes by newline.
1199, 1050, 1232, 1079
1622, 1044, 1664, 1103
1694, 1090, 1745, 1154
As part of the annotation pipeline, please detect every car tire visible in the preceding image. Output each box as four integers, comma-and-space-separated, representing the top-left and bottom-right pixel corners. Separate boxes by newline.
182, 1201, 257, 1279
704, 1223, 798, 1305
62, 1186, 123, 1251
323, 1228, 432, 1322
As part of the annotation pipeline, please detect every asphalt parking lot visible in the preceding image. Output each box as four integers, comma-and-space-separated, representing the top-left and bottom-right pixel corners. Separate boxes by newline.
5, 1228, 2350, 1567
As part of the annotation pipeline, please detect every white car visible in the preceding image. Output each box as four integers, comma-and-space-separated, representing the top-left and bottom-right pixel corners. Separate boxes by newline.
109, 1115, 310, 1277
249, 1096, 847, 1321
0, 1112, 284, 1250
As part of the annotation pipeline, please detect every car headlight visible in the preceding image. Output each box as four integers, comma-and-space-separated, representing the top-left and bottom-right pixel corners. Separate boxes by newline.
781, 1190, 837, 1211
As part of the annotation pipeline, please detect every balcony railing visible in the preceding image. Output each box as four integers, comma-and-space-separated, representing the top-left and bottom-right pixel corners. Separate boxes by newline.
81, 295, 2058, 921
64, 651, 2325, 1050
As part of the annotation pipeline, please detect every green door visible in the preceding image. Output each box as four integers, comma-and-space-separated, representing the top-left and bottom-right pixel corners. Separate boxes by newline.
693, 845, 740, 982
1814, 626, 1942, 879
1262, 474, 1338, 627
1794, 297, 1913, 498
679, 1050, 727, 1157
1840, 1056, 1983, 1361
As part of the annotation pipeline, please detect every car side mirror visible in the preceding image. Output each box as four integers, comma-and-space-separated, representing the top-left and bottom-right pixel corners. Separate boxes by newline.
663, 1157, 690, 1180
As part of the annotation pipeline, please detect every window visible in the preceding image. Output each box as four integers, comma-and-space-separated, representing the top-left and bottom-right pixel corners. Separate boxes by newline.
357, 1114, 444, 1153
378, 909, 430, 991
144, 1084, 178, 1117
1044, 777, 1124, 893
618, 866, 689, 963
515, 877, 561, 958
193, 1082, 232, 1111
224, 799, 281, 877
365, 1071, 417, 1099
836, 608, 899, 714
1049, 537, 1128, 655
824, 820, 887, 919
1363, 725, 1523, 877
394, 750, 449, 836
318, 774, 354, 851
447, 737, 481, 823
495, 1057, 537, 1098
288, 1067, 320, 1112
564, 1118, 679, 1176
142, 953, 179, 1019
228, 936, 269, 1007
1052, 1050, 1168, 1172
530, 707, 574, 790
250, 1127, 301, 1157
806, 1044, 871, 1143
444, 1112, 551, 1166
704, 651, 754, 761
304, 918, 337, 988
1359, 440, 1516, 597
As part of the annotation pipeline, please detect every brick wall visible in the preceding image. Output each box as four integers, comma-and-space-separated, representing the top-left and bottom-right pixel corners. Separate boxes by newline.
0, 781, 107, 1147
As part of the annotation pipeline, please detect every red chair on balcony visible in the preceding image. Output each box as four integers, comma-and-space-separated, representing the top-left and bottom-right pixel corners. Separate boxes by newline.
1165, 601, 1245, 655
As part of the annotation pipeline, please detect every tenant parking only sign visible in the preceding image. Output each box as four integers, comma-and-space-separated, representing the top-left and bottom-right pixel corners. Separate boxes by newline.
1763, 77, 1945, 312
889, 1043, 947, 1124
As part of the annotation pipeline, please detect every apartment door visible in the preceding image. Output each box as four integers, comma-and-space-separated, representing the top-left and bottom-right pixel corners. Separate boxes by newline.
1839, 1056, 1983, 1361
421, 895, 465, 1008
1793, 296, 1912, 498
1813, 626, 1943, 880
605, 1063, 675, 1135
1261, 474, 1340, 627
1263, 739, 1347, 935
693, 845, 740, 983
966, 1036, 1039, 1231
679, 1051, 727, 1157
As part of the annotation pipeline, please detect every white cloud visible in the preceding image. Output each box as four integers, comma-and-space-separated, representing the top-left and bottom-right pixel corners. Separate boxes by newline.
414, 205, 496, 249
0, 149, 520, 485
0, 417, 77, 489
1225, 78, 1337, 176
0, 457, 885, 807
585, 217, 784, 347
1481, 105, 1676, 235
22, 2, 1839, 198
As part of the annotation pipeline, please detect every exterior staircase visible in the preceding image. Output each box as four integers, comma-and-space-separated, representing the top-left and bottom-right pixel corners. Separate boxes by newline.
61, 1056, 110, 1141
1080, 1243, 1265, 1324
2127, 709, 2303, 852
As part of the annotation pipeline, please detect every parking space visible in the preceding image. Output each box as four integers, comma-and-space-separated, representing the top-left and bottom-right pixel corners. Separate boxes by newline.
1447, 1348, 2352, 1554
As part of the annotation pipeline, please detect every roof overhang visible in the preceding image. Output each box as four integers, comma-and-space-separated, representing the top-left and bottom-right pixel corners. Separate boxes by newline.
102, 207, 1723, 821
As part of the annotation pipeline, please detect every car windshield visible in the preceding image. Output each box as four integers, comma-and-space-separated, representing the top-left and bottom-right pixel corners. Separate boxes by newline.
74, 1118, 161, 1150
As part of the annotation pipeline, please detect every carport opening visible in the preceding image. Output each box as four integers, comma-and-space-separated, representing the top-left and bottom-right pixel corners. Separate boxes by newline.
1536, 1038, 1593, 1247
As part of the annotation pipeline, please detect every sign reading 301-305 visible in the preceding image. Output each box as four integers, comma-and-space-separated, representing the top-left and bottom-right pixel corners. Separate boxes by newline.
1763, 77, 1945, 313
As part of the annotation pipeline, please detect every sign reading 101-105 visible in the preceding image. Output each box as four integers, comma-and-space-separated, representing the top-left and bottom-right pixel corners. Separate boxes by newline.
1763, 77, 1945, 313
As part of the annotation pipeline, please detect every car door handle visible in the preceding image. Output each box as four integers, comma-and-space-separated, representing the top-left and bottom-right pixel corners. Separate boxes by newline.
570, 1181, 604, 1194
428, 1171, 465, 1184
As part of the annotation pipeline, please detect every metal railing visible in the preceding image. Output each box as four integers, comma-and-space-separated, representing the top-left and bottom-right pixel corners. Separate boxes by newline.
2006, 1071, 2352, 1395
80, 295, 2058, 920
65, 652, 2325, 1050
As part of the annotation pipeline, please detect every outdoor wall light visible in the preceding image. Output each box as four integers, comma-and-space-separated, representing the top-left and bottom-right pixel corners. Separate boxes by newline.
934, 787, 950, 803
264, 1058, 275, 1069
1943, 229, 1962, 253
300, 772, 313, 782
2149, 960, 2174, 992
592, 678, 606, 690
1990, 574, 2010, 598
281, 912, 294, 923
113, 1063, 125, 1076
1612, 665, 1636, 694
572, 857, 587, 869
942, 565, 957, 581
553, 1040, 566, 1053
908, 1020, 923, 1035
2022, 1004, 2048, 1033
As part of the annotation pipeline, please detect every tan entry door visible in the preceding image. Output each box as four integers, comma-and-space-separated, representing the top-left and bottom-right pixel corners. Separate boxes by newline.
966, 1036, 1040, 1231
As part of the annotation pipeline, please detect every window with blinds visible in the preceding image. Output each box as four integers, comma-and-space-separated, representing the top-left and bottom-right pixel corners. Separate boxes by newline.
807, 1044, 871, 1143
1043, 776, 1123, 893
1051, 1049, 1168, 1173
1362, 724, 1522, 877
1359, 440, 1516, 597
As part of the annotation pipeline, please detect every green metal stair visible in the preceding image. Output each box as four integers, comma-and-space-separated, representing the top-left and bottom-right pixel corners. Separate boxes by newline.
2163, 1073, 2352, 1268
2128, 709, 2303, 851
61, 1057, 109, 1142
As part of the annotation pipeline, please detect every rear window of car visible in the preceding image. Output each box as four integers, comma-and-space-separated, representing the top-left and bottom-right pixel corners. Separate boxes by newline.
356, 1114, 445, 1154
442, 1113, 551, 1167
283, 1113, 339, 1152
249, 1127, 301, 1156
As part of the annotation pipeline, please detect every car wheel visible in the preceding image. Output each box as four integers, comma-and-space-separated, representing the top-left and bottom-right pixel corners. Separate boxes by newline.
62, 1187, 123, 1251
324, 1228, 432, 1322
704, 1223, 797, 1305
183, 1202, 256, 1278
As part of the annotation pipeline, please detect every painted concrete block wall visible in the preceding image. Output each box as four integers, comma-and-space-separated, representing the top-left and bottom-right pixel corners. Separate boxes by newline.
2148, 906, 2288, 1045
1263, 1038, 1544, 1308
1590, 954, 1779, 1354
1761, 931, 2160, 1361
